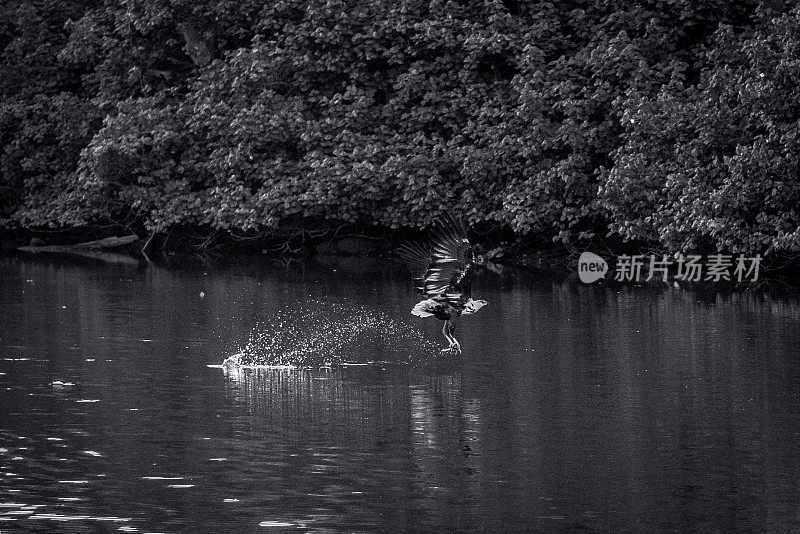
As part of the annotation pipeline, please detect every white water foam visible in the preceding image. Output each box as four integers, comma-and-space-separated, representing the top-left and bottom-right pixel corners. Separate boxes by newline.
222, 301, 439, 367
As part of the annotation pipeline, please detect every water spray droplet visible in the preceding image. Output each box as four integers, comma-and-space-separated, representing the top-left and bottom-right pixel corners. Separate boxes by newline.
224, 300, 439, 367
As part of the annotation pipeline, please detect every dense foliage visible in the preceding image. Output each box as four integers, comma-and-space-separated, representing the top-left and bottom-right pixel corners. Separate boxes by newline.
1, 0, 798, 256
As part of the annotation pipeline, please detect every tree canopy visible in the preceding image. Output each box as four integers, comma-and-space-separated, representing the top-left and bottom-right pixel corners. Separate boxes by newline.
1, 0, 798, 257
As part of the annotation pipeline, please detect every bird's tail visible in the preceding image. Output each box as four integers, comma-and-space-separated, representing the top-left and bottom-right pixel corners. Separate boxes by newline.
411, 298, 439, 318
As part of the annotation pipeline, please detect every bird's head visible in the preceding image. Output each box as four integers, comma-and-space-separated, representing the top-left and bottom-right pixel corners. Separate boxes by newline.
462, 299, 488, 315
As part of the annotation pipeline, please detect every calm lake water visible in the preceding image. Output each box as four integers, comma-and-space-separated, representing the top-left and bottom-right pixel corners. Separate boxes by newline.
1, 254, 799, 533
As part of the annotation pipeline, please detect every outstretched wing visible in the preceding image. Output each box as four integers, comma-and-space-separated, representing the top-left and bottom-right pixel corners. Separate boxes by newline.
423, 214, 473, 298
395, 241, 431, 295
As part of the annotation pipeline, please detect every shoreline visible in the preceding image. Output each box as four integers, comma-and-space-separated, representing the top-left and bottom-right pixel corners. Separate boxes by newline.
2, 226, 800, 293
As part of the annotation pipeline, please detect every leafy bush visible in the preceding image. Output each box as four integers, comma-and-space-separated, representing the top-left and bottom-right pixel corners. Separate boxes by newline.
600, 5, 800, 254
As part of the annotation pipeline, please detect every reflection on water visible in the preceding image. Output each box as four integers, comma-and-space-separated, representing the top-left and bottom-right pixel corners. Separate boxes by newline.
0, 255, 799, 533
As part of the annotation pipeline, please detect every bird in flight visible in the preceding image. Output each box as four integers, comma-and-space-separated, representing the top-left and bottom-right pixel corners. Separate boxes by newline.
396, 214, 488, 352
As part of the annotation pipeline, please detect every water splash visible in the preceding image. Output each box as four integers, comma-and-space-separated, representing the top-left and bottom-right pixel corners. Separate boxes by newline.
223, 300, 439, 367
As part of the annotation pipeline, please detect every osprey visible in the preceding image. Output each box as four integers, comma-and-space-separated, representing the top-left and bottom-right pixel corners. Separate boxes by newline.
396, 214, 488, 351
